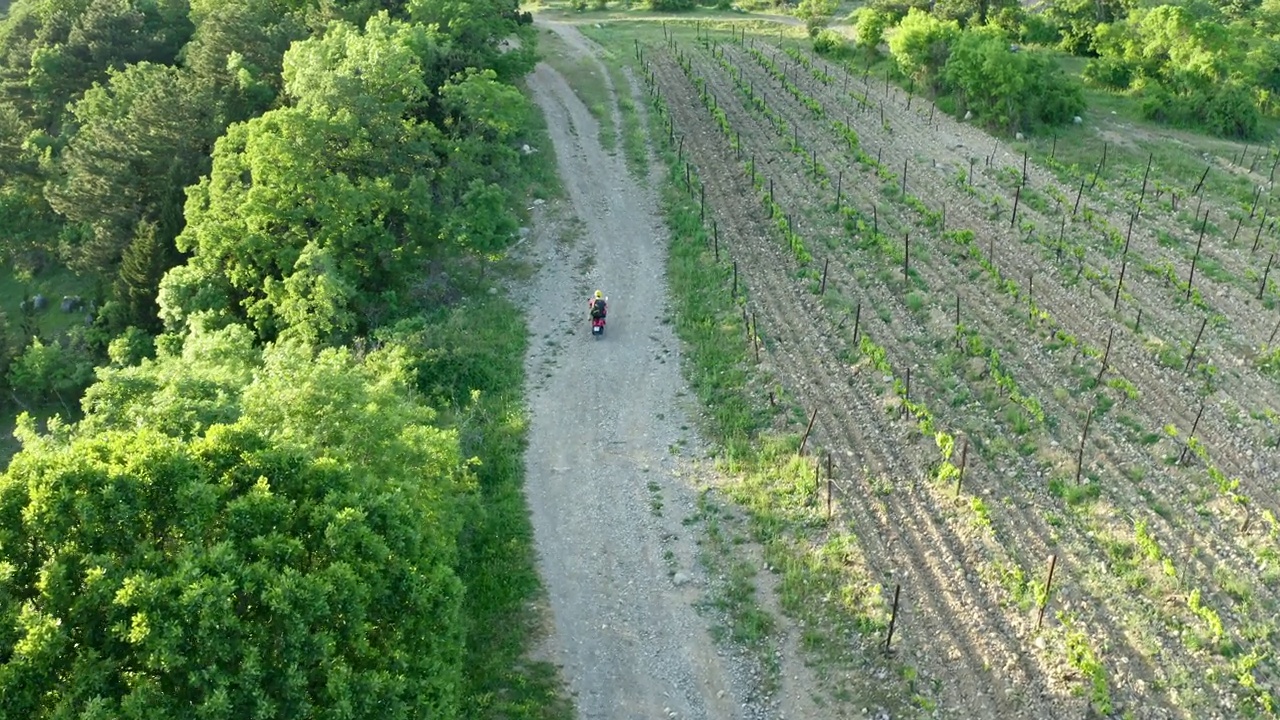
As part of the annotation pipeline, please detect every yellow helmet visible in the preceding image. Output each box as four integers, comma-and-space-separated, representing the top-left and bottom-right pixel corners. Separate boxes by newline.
594, 290, 603, 299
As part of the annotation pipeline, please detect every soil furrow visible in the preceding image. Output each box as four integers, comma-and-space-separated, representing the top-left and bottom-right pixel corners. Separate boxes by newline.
649, 47, 1079, 718
650, 46, 1239, 717
655, 35, 1280, 717
719, 39, 1280, 500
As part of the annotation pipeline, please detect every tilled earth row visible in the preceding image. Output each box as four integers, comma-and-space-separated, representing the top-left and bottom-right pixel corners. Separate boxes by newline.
736, 39, 1280, 491
700, 36, 1280, 715
690, 35, 1280, 589
765, 41, 1280, 475
645, 32, 1280, 720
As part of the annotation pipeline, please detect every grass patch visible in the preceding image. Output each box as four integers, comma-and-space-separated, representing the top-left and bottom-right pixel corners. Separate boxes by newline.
579, 25, 655, 180
0, 262, 93, 342
630, 24, 916, 715
399, 293, 573, 720
538, 26, 618, 154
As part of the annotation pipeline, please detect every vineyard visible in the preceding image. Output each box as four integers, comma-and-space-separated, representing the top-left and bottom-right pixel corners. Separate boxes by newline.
583, 18, 1280, 720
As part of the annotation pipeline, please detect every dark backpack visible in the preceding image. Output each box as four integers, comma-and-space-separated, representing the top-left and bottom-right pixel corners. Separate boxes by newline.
591, 298, 606, 319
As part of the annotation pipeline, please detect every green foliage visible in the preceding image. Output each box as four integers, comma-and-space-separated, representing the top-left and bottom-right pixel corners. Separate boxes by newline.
0, 0, 194, 133
797, 0, 837, 32
0, 339, 475, 719
407, 0, 536, 82
931, 0, 1019, 27
166, 13, 533, 344
943, 26, 1085, 132
105, 325, 154, 367
180, 0, 304, 122
645, 0, 694, 9
852, 7, 893, 51
1081, 2, 1267, 137
7, 333, 94, 405
887, 7, 960, 91
812, 28, 847, 56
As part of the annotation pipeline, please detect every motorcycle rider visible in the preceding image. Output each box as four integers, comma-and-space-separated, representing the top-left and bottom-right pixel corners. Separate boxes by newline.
589, 290, 607, 321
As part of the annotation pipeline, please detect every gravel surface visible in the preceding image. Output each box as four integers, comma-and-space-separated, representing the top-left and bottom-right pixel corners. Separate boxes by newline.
515, 29, 768, 720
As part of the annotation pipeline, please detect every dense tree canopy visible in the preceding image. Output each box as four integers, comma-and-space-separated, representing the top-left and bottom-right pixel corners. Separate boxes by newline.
0, 0, 542, 716
0, 338, 475, 719
161, 11, 530, 343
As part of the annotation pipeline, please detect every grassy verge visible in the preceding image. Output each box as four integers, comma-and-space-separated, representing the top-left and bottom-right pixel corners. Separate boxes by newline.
413, 75, 572, 720
538, 26, 619, 153
397, 295, 572, 720
617, 27, 916, 713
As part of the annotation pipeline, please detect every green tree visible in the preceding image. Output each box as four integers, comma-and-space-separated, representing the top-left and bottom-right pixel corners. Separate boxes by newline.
7, 334, 95, 406
406, 0, 535, 84
179, 0, 305, 123
0, 340, 474, 719
170, 14, 443, 342
887, 7, 960, 91
852, 6, 893, 51
1, 0, 193, 133
43, 62, 217, 282
943, 26, 1085, 132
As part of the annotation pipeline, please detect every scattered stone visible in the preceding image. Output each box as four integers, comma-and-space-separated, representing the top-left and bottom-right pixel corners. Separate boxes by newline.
32, 294, 46, 310
1015, 132, 1025, 141
963, 110, 973, 121
672, 572, 691, 587
1073, 116, 1083, 124
521, 143, 536, 155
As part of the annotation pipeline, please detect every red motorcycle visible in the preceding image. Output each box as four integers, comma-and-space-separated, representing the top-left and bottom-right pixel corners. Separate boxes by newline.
590, 296, 608, 339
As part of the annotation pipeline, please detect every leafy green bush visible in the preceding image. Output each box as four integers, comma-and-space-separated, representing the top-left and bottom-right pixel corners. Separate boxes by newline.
7, 335, 94, 406
0, 339, 475, 719
647, 0, 694, 10
852, 7, 894, 51
797, 0, 838, 32
813, 28, 848, 56
887, 7, 961, 91
1082, 56, 1135, 90
943, 26, 1085, 132
1202, 82, 1260, 139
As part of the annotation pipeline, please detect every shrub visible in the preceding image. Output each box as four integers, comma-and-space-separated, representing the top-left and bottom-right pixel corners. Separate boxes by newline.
7, 335, 95, 406
852, 7, 894, 51
1202, 82, 1259, 139
887, 7, 961, 91
647, 0, 694, 10
1082, 56, 1134, 90
813, 28, 848, 56
943, 26, 1085, 133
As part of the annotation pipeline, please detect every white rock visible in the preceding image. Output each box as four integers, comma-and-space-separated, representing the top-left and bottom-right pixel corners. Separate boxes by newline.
1015, 132, 1025, 140
964, 110, 973, 121
1073, 116, 1083, 124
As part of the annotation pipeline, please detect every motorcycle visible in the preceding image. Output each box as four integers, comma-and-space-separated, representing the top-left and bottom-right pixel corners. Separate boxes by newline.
590, 297, 608, 339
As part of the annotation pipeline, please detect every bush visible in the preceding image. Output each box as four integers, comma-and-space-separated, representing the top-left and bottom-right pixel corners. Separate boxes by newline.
7, 335, 95, 406
943, 27, 1085, 133
797, 0, 838, 32
1202, 82, 1260, 139
887, 8, 961, 91
1082, 56, 1134, 90
647, 0, 694, 9
813, 28, 848, 56
852, 7, 894, 51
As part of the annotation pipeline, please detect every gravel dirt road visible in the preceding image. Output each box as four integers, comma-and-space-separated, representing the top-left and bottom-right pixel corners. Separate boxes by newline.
515, 21, 767, 720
